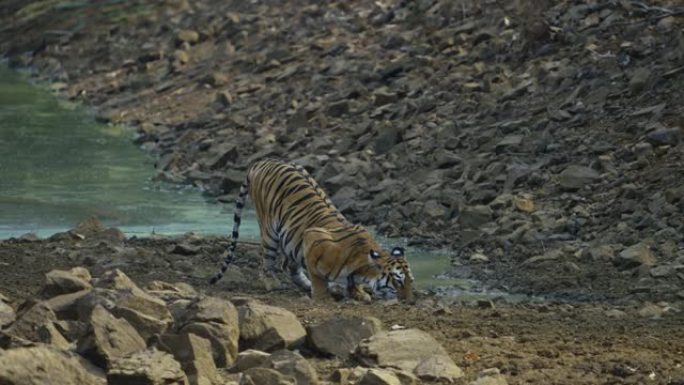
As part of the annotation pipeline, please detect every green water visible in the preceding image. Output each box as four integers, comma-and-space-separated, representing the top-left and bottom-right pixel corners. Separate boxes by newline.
0, 66, 490, 297
0, 65, 258, 239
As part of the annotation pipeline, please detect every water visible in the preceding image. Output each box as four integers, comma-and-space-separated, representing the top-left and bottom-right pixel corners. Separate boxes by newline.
0, 65, 259, 240
0, 66, 507, 299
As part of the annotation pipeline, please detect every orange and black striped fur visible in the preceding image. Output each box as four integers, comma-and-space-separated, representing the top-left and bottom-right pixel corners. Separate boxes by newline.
209, 158, 413, 302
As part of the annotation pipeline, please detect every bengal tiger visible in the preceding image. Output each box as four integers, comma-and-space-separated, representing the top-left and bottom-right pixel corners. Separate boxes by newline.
209, 158, 413, 302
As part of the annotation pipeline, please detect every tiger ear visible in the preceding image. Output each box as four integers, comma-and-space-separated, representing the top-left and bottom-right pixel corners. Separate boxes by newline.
391, 247, 405, 258
369, 249, 381, 260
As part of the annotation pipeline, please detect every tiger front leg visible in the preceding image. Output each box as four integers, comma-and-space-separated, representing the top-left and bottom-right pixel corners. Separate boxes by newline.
302, 228, 336, 302
349, 284, 372, 303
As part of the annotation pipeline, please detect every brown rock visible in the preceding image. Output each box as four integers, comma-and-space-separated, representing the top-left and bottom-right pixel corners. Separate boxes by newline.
237, 300, 306, 352
616, 243, 657, 269
107, 349, 189, 385
240, 367, 296, 385
0, 299, 14, 328
357, 369, 402, 385
230, 349, 271, 373
160, 333, 219, 385
6, 302, 68, 348
261, 350, 319, 385
177, 29, 200, 44
178, 296, 240, 367
77, 304, 146, 368
414, 355, 464, 383
307, 315, 383, 358
0, 346, 105, 385
42, 269, 92, 297
355, 329, 458, 376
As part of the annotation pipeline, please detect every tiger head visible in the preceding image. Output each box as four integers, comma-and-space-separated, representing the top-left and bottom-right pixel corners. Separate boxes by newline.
368, 246, 414, 301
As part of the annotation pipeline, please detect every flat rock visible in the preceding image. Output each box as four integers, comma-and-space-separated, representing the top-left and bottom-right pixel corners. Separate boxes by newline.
42, 268, 92, 297
355, 329, 460, 378
178, 296, 239, 367
107, 349, 189, 385
0, 346, 105, 385
559, 165, 600, 190
357, 369, 402, 385
77, 304, 146, 368
160, 333, 219, 385
237, 300, 306, 352
307, 315, 383, 358
240, 367, 296, 385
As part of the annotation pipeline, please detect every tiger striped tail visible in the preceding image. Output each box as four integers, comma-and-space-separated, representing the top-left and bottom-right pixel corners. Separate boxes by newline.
209, 179, 249, 284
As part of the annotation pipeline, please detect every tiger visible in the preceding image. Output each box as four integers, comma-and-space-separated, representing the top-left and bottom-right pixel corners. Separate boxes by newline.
209, 158, 413, 302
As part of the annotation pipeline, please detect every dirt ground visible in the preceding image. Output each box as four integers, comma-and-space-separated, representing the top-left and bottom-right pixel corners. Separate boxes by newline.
1, 233, 683, 385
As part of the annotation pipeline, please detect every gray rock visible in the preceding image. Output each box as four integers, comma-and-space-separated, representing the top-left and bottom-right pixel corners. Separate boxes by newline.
423, 200, 448, 220
357, 369, 402, 385
650, 265, 675, 278
0, 346, 106, 385
559, 165, 600, 190
77, 304, 146, 369
237, 300, 305, 352
414, 355, 464, 383
459, 205, 493, 228
374, 125, 402, 155
307, 315, 383, 358
327, 100, 349, 118
107, 349, 189, 385
616, 243, 657, 269
43, 289, 92, 320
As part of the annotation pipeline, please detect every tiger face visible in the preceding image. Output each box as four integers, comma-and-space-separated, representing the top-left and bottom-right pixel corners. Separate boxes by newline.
369, 247, 414, 301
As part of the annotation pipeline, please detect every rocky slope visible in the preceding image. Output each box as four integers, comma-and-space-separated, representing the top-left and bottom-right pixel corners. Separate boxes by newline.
1, 0, 683, 300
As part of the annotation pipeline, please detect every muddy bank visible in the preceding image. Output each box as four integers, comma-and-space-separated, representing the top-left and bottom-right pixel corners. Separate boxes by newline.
1, 1, 684, 301
1, 227, 684, 385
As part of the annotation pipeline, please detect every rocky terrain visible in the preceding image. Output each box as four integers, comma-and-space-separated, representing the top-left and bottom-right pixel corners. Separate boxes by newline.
1, 0, 683, 302
1, 223, 684, 385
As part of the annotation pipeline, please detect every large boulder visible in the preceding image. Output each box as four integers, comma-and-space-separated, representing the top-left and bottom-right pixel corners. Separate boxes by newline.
44, 289, 92, 320
0, 346, 105, 385
107, 349, 189, 385
77, 304, 146, 368
177, 296, 240, 367
0, 294, 15, 328
230, 350, 272, 373
354, 329, 463, 383
160, 333, 219, 385
307, 315, 382, 359
42, 268, 92, 297
237, 300, 306, 351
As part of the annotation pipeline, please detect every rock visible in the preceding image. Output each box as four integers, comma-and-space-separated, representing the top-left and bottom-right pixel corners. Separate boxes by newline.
230, 349, 271, 373
215, 91, 234, 107
42, 268, 92, 297
559, 165, 600, 190
650, 265, 675, 278
413, 355, 464, 383
374, 125, 402, 155
357, 369, 402, 385
327, 100, 349, 118
459, 205, 493, 228
0, 346, 105, 385
373, 89, 399, 106
0, 299, 14, 328
240, 367, 296, 385
605, 309, 627, 318
159, 333, 219, 385
513, 195, 535, 213
171, 243, 201, 255
646, 128, 680, 146
77, 304, 146, 368
307, 315, 383, 358
629, 68, 650, 94
6, 302, 69, 348
44, 289, 92, 320
469, 368, 508, 385
329, 367, 367, 385
355, 329, 458, 378
107, 349, 189, 385
261, 350, 319, 385
495, 135, 523, 152
237, 300, 306, 352
177, 29, 200, 44
423, 200, 448, 219
74, 216, 106, 235
178, 296, 239, 367
637, 303, 665, 319
615, 243, 657, 269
